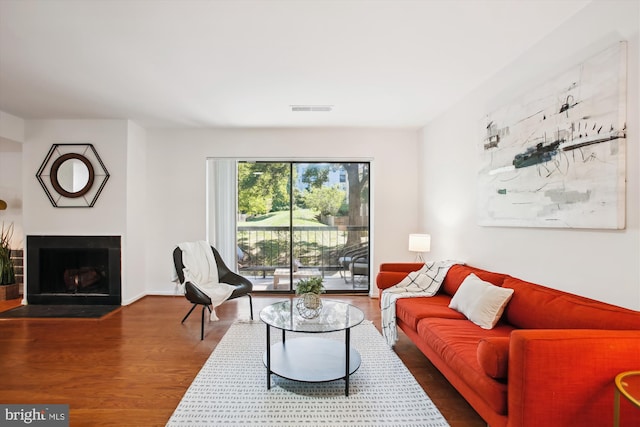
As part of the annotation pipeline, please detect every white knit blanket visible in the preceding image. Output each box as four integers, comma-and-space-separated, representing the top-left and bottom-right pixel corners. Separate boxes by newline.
178, 241, 234, 321
381, 260, 461, 346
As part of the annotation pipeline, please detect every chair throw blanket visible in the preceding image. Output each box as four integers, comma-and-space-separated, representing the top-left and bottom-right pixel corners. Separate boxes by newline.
381, 260, 461, 347
178, 241, 234, 321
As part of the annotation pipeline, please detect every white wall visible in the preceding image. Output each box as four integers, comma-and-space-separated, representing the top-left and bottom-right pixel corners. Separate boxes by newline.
24, 120, 128, 235
16, 122, 419, 301
0, 111, 25, 249
0, 138, 23, 249
144, 128, 420, 296
22, 119, 145, 304
420, 0, 640, 309
124, 121, 147, 304
0, 111, 25, 144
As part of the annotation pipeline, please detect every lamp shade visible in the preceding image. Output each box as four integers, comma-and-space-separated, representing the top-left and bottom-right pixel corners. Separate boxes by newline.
409, 233, 431, 252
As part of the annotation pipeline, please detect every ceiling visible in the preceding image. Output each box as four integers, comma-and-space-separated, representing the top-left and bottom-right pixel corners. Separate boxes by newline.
0, 0, 591, 129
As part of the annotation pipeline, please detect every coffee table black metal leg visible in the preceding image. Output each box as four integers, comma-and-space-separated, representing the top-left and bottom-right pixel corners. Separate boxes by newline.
266, 324, 271, 389
345, 327, 350, 396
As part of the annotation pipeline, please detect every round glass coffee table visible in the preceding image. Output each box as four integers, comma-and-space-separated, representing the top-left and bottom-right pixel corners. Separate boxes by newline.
259, 299, 365, 396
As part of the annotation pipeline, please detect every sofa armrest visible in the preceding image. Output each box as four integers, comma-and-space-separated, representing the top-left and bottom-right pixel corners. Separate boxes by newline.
508, 329, 640, 427
376, 263, 423, 291
379, 262, 424, 273
376, 272, 408, 290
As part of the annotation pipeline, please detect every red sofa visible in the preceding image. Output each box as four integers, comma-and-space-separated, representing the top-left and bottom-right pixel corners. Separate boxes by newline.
377, 263, 640, 427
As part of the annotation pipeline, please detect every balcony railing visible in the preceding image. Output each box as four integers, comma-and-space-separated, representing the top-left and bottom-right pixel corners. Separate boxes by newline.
237, 225, 368, 277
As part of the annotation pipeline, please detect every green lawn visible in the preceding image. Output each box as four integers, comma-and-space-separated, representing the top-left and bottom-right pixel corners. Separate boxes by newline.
239, 209, 326, 227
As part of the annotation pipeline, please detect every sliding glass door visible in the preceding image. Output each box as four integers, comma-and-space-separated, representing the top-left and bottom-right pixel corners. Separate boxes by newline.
236, 161, 370, 293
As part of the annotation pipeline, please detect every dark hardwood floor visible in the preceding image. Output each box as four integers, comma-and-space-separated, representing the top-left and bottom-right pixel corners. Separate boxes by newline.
0, 295, 485, 426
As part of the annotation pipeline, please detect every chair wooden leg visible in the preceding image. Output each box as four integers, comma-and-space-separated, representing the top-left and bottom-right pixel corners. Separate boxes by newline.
182, 304, 197, 324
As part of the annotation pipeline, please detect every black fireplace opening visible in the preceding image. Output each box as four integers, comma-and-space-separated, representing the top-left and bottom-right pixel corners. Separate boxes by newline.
27, 235, 121, 305
40, 248, 109, 294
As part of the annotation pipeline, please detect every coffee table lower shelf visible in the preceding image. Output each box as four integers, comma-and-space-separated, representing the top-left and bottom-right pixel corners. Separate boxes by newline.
263, 337, 361, 395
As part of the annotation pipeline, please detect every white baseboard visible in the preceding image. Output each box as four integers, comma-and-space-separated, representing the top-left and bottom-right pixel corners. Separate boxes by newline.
121, 291, 147, 306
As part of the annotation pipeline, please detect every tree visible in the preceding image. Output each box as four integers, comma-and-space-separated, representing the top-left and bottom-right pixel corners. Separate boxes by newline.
238, 162, 291, 216
303, 185, 345, 217
301, 165, 330, 190
343, 163, 369, 246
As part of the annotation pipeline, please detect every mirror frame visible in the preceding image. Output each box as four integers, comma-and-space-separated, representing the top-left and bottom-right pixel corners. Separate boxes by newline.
50, 153, 95, 198
36, 143, 110, 208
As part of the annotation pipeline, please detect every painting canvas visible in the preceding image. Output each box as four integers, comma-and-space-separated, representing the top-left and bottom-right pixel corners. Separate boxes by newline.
478, 42, 627, 229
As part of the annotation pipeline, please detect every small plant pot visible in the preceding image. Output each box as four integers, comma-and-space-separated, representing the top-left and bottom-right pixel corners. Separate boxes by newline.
296, 293, 323, 319
302, 292, 321, 310
0, 283, 19, 301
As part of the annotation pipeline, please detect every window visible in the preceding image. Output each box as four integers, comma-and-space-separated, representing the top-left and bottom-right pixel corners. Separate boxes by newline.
235, 161, 370, 293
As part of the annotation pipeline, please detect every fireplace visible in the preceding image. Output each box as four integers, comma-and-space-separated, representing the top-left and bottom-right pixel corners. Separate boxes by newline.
27, 235, 121, 305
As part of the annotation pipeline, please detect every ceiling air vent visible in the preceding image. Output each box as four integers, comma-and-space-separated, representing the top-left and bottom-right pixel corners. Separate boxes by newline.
291, 105, 333, 112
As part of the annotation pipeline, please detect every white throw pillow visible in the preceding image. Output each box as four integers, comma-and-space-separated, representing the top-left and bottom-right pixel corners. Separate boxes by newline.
448, 273, 514, 329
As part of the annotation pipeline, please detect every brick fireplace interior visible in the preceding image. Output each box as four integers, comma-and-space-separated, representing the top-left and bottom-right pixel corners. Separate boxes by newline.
26, 235, 121, 305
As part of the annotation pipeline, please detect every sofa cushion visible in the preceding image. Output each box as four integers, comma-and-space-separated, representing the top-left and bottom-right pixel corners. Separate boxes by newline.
503, 276, 640, 330
449, 274, 515, 329
477, 337, 510, 379
442, 264, 509, 296
396, 295, 465, 330
417, 318, 514, 415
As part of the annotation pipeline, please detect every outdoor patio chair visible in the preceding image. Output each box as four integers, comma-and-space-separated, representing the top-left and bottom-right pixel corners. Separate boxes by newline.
337, 242, 369, 283
173, 245, 253, 339
347, 246, 369, 286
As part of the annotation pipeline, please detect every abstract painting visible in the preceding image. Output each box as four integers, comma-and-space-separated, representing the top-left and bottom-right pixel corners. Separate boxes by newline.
478, 42, 627, 229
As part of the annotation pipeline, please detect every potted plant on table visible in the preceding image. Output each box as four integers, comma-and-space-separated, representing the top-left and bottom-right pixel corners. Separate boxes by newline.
0, 222, 17, 300
295, 276, 325, 315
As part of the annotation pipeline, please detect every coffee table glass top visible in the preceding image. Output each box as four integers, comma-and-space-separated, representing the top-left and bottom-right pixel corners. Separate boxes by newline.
260, 299, 364, 333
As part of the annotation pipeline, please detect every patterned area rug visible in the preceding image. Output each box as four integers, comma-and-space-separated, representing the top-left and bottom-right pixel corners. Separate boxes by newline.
166, 320, 449, 426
